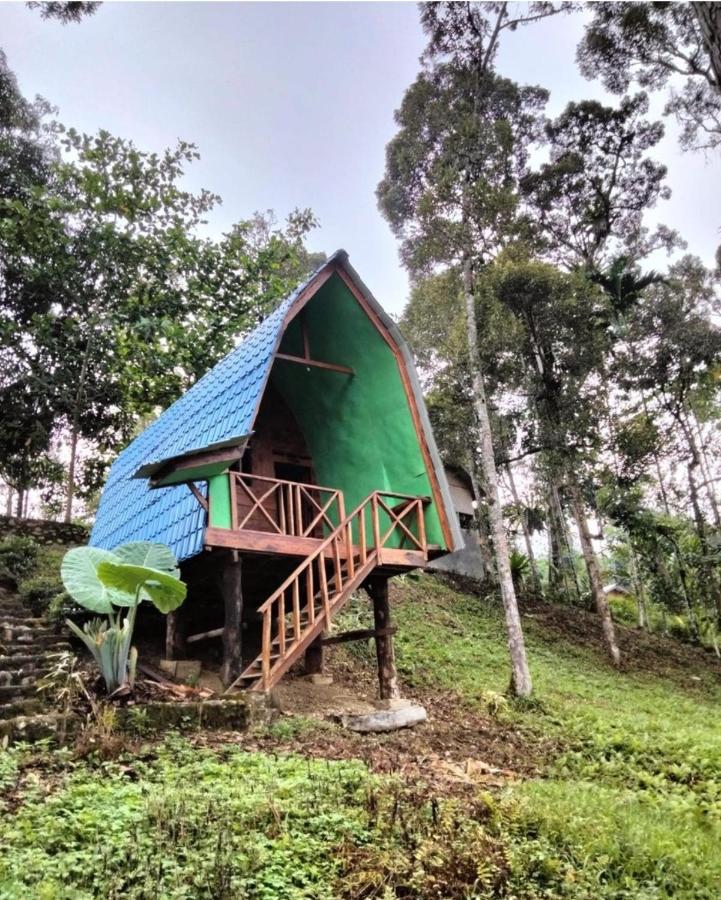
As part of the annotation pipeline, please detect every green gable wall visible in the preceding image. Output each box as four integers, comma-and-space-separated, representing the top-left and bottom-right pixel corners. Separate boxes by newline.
271, 274, 446, 549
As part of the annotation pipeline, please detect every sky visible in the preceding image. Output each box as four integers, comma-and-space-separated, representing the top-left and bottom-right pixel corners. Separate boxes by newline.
2, 1, 720, 317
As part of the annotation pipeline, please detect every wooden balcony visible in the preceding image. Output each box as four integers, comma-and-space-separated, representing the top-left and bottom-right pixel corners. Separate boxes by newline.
203, 472, 435, 569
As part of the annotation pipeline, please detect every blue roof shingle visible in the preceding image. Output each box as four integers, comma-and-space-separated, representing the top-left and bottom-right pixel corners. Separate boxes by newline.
90, 277, 303, 560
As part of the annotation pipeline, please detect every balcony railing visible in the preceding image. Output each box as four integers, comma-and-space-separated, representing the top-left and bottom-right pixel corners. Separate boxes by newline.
229, 472, 344, 539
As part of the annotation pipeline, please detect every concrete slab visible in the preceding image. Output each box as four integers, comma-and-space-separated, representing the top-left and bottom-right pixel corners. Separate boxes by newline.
340, 704, 427, 733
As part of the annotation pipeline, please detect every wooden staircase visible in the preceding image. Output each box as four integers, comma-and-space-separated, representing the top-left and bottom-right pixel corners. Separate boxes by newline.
226, 490, 429, 692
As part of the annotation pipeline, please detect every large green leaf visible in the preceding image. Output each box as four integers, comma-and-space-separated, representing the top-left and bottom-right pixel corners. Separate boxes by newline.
60, 547, 123, 614
96, 561, 187, 614
114, 541, 179, 576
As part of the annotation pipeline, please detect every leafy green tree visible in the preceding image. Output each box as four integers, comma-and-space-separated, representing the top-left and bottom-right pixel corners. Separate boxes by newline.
26, 2, 101, 23
485, 256, 622, 663
378, 3, 567, 696
578, 2, 721, 152
614, 255, 721, 621
1, 117, 318, 520
521, 93, 678, 272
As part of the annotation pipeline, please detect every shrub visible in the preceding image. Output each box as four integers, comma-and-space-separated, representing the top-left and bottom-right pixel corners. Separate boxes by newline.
0, 535, 39, 586
17, 574, 65, 617
60, 541, 186, 693
46, 590, 82, 629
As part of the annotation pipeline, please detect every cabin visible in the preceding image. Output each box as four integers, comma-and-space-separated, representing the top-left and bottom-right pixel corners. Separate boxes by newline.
90, 251, 461, 697
426, 465, 486, 581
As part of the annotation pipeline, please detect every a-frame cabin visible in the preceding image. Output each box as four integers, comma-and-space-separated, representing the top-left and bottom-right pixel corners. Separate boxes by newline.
91, 251, 461, 695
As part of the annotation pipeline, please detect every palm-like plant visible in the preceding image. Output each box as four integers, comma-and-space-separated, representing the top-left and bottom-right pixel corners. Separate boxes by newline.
60, 541, 186, 694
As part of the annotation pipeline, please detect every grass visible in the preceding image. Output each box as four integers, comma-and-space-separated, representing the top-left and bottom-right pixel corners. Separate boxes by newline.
2, 572, 721, 897
390, 574, 721, 897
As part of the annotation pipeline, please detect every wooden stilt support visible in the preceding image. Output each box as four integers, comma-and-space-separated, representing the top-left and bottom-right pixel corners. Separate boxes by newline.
305, 632, 326, 675
367, 576, 400, 700
165, 609, 187, 660
221, 554, 243, 686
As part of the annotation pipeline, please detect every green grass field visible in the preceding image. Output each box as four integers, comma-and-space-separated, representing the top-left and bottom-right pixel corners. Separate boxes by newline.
1, 573, 720, 898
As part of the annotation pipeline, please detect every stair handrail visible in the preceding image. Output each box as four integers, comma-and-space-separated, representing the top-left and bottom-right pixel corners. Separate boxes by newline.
255, 491, 376, 617
229, 490, 431, 691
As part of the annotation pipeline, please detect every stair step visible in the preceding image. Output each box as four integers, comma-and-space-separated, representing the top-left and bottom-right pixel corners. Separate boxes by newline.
0, 682, 38, 701
0, 616, 48, 627
0, 698, 44, 721
0, 713, 62, 745
1, 635, 69, 650
0, 665, 48, 687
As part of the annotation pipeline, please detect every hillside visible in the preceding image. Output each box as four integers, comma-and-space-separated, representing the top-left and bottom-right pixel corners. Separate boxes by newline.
2, 573, 721, 898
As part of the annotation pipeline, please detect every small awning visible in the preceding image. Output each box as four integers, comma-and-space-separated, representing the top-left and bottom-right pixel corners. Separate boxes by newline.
133, 434, 252, 488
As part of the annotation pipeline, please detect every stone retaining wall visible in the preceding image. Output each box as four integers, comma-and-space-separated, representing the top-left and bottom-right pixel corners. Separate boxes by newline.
0, 515, 89, 546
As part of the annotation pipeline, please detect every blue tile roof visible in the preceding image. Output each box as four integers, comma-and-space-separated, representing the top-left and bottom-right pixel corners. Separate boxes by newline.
89, 270, 310, 561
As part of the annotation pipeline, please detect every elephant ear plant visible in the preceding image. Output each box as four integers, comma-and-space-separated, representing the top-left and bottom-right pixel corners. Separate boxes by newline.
60, 541, 186, 694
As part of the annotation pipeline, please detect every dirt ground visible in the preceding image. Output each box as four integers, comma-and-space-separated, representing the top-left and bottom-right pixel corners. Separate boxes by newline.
193, 644, 548, 795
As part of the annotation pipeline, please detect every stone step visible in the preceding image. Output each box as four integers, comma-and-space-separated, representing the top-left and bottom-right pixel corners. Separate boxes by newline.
0, 648, 70, 666
0, 616, 49, 627
0, 682, 38, 702
0, 604, 27, 615
0, 698, 45, 721
1, 635, 69, 651
0, 666, 49, 686
0, 712, 62, 744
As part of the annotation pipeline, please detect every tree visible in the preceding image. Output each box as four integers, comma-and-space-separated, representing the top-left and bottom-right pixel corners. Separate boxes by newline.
578, 2, 721, 151
0, 119, 318, 520
26, 2, 101, 24
615, 256, 721, 622
377, 2, 564, 696
486, 256, 622, 664
521, 93, 678, 273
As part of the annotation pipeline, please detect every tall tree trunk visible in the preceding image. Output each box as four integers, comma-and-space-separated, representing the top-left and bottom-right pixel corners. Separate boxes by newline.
467, 461, 497, 583
690, 412, 720, 528
15, 489, 24, 519
567, 472, 621, 666
64, 427, 79, 524
642, 393, 673, 516
5, 487, 12, 517
547, 477, 581, 602
463, 256, 532, 696
506, 463, 542, 597
65, 335, 93, 523
692, 2, 721, 89
667, 536, 701, 641
627, 542, 647, 629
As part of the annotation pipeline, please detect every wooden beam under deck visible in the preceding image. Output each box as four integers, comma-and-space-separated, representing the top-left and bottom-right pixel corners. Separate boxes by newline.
205, 526, 347, 559
204, 526, 432, 570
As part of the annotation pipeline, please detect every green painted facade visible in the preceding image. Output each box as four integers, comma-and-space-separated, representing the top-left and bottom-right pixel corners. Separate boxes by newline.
270, 275, 445, 548
208, 474, 232, 529
204, 273, 447, 549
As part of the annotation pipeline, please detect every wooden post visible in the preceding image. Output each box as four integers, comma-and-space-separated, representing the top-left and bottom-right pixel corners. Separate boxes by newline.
221, 554, 243, 686
367, 576, 400, 700
305, 633, 325, 675
165, 609, 187, 660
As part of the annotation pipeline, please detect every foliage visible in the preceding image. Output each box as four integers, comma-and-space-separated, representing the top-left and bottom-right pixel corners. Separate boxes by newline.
16, 572, 65, 616
4, 574, 721, 897
578, 2, 721, 152
0, 72, 318, 510
0, 534, 39, 585
60, 541, 186, 693
26, 2, 101, 24
521, 93, 678, 271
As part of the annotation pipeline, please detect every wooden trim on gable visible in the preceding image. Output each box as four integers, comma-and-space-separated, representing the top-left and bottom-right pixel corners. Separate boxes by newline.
331, 265, 456, 551
244, 265, 337, 442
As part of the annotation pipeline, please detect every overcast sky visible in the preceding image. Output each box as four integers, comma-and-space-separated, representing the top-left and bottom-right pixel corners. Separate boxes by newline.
3, 1, 720, 316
